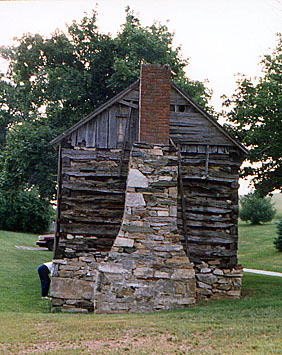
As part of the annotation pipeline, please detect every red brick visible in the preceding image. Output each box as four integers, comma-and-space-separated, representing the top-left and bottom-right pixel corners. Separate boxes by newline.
139, 64, 171, 145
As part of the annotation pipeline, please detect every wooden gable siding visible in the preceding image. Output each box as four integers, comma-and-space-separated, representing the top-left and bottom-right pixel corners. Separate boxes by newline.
121, 87, 139, 102
70, 103, 139, 149
169, 88, 233, 146
67, 86, 237, 150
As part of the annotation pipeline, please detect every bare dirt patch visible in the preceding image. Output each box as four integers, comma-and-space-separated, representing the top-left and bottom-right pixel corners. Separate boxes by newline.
16, 332, 193, 354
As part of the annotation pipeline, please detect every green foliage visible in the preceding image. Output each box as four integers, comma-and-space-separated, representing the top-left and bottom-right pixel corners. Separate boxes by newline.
274, 219, 282, 251
239, 192, 276, 225
0, 8, 211, 202
0, 121, 58, 198
0, 189, 53, 233
223, 34, 282, 196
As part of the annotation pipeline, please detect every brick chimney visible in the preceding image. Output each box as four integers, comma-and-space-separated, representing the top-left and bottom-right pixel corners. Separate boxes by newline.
139, 64, 171, 145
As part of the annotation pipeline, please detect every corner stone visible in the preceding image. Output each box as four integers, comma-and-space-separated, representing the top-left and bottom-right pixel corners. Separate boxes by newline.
51, 278, 94, 300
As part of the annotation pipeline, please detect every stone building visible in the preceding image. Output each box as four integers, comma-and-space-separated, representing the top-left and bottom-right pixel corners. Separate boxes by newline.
49, 64, 248, 313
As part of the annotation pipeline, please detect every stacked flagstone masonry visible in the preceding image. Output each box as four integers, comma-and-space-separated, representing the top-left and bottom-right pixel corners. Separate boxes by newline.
194, 261, 242, 300
94, 143, 196, 313
51, 143, 197, 313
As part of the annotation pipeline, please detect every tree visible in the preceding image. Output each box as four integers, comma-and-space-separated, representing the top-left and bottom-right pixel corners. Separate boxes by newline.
0, 8, 212, 202
239, 193, 276, 225
0, 188, 53, 233
0, 121, 57, 199
223, 34, 282, 196
274, 219, 282, 252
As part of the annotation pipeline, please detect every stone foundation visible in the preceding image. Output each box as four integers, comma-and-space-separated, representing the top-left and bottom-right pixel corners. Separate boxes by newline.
50, 255, 104, 313
195, 261, 242, 301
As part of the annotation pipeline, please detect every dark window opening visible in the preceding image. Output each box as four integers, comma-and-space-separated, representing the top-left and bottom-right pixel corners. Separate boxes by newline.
178, 105, 186, 112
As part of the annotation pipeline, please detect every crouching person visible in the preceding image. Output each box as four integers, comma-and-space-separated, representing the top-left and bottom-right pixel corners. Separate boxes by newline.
37, 261, 53, 299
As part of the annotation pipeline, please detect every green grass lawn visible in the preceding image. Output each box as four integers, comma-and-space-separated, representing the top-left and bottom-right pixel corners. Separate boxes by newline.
0, 230, 51, 313
238, 220, 282, 272
0, 229, 281, 354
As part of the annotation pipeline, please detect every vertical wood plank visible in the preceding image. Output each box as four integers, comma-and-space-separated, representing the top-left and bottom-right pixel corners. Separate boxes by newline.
71, 131, 77, 147
86, 120, 94, 147
108, 107, 118, 148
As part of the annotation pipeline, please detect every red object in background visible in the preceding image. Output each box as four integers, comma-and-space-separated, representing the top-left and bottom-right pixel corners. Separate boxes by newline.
36, 234, 54, 251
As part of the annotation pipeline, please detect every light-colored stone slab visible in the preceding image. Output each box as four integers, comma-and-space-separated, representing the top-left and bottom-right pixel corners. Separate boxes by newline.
227, 290, 241, 297
169, 206, 177, 217
168, 187, 177, 197
213, 269, 224, 276
197, 281, 212, 289
200, 268, 212, 273
126, 193, 146, 207
151, 149, 163, 156
114, 237, 134, 248
196, 273, 218, 285
154, 271, 170, 278
127, 168, 148, 188
98, 264, 130, 274
171, 269, 195, 279
134, 268, 154, 278
157, 210, 169, 217
51, 278, 94, 300
154, 245, 183, 252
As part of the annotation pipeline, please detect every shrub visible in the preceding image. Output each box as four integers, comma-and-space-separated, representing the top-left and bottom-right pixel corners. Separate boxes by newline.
0, 189, 54, 233
239, 192, 276, 225
274, 219, 282, 252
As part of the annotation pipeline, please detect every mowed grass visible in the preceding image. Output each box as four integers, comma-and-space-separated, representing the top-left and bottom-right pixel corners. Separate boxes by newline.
0, 230, 51, 313
237, 192, 282, 271
0, 229, 281, 354
0, 278, 281, 355
238, 220, 281, 272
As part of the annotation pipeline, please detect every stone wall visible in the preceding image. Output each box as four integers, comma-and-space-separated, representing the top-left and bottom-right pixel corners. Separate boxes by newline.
194, 261, 242, 301
94, 143, 196, 313
51, 255, 104, 313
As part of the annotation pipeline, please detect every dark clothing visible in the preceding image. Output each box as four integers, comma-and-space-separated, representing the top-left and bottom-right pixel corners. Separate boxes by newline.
37, 264, 51, 297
